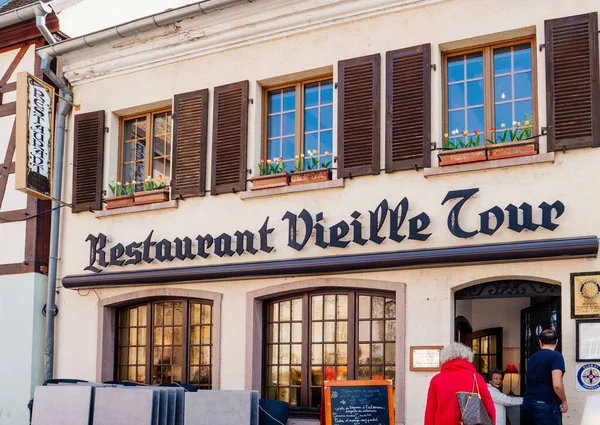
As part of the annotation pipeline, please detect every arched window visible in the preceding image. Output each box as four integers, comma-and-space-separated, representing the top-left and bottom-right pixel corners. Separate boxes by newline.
116, 299, 213, 388
263, 290, 396, 410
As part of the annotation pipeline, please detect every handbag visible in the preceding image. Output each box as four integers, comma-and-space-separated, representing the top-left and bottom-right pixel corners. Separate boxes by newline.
456, 374, 494, 425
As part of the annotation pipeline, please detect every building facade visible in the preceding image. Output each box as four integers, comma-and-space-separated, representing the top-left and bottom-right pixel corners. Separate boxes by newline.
0, 1, 60, 423
41, 0, 600, 424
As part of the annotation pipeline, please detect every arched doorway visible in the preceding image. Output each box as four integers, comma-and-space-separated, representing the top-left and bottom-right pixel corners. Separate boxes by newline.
454, 279, 561, 396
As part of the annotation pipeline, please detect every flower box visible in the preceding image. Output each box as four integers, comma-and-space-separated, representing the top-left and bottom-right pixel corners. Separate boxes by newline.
290, 169, 332, 186
105, 194, 134, 210
487, 140, 537, 161
134, 189, 170, 205
439, 146, 487, 167
250, 173, 290, 190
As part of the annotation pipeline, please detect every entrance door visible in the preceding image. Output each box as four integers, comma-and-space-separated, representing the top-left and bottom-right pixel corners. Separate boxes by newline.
465, 327, 503, 375
520, 298, 561, 394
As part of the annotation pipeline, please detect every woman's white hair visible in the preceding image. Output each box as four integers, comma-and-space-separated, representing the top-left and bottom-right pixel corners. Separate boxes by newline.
441, 342, 474, 364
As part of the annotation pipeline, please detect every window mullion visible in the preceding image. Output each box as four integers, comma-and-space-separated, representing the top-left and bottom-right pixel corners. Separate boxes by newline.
145, 112, 153, 184
182, 300, 190, 385
484, 47, 494, 143
296, 83, 303, 170
146, 302, 152, 384
347, 292, 356, 380
301, 293, 310, 407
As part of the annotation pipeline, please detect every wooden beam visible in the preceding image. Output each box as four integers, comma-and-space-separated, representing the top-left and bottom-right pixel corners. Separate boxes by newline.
0, 208, 28, 222
0, 81, 17, 94
0, 45, 28, 85
0, 102, 16, 117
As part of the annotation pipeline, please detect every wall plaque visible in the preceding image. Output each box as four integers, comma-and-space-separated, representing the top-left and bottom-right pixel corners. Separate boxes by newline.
410, 346, 443, 372
571, 272, 600, 319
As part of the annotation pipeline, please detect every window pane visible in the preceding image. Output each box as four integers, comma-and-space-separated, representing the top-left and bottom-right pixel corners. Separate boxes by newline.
448, 84, 465, 109
304, 108, 318, 132
124, 120, 135, 140
312, 344, 322, 364
467, 80, 484, 106
514, 72, 532, 100
466, 53, 483, 79
494, 47, 511, 75
305, 83, 319, 108
467, 107, 484, 135
292, 299, 302, 321
320, 105, 332, 129
495, 75, 512, 102
320, 130, 333, 155
447, 56, 464, 83
358, 296, 370, 319
267, 139, 281, 159
495, 103, 512, 130
321, 82, 333, 104
282, 112, 295, 136
123, 141, 134, 163
515, 100, 532, 124
268, 114, 281, 138
324, 322, 335, 342
324, 295, 336, 320
513, 44, 532, 72
305, 132, 318, 153
358, 344, 370, 364
268, 91, 281, 114
312, 296, 323, 320
282, 137, 295, 162
153, 135, 165, 157
283, 88, 295, 111
448, 110, 465, 135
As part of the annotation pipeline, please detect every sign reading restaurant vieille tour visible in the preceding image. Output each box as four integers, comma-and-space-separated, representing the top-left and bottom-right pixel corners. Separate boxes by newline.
15, 72, 55, 200
85, 188, 565, 273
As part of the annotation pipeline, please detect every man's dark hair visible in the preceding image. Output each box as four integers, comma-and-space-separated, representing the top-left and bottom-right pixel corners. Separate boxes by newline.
539, 329, 558, 345
485, 368, 504, 383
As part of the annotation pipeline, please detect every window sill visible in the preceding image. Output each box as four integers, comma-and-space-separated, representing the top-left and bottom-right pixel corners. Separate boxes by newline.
95, 200, 178, 218
240, 179, 344, 200
423, 152, 555, 177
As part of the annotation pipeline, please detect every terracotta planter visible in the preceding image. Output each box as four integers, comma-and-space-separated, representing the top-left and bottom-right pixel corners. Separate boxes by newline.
290, 169, 332, 185
105, 194, 134, 210
487, 140, 537, 161
250, 173, 290, 190
134, 189, 170, 205
439, 146, 486, 166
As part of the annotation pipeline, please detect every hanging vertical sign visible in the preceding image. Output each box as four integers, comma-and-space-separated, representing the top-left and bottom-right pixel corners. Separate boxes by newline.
15, 71, 55, 200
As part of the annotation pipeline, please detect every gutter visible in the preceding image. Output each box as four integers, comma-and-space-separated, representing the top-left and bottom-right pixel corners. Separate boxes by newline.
0, 1, 51, 29
36, 0, 251, 62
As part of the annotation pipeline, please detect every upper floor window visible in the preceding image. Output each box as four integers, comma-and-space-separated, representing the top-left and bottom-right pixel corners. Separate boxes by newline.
116, 299, 213, 389
263, 291, 396, 411
265, 78, 334, 171
120, 109, 172, 188
444, 39, 535, 148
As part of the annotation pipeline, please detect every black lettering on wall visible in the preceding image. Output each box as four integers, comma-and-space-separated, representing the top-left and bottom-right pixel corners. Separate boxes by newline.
389, 197, 409, 243
369, 200, 388, 244
85, 233, 108, 273
539, 200, 565, 231
442, 188, 479, 238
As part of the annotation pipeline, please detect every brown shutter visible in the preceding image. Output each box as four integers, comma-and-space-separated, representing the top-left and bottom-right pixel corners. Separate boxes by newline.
337, 54, 381, 178
72, 111, 104, 213
545, 12, 600, 151
385, 44, 431, 172
171, 89, 209, 199
211, 81, 249, 195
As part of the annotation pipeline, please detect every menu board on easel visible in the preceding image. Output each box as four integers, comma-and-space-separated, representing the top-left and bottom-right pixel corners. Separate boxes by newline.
323, 380, 394, 425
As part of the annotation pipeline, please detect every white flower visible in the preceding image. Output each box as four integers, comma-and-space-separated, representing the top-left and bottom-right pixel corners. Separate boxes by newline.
307, 150, 313, 156
452, 129, 459, 135
324, 151, 330, 156
132, 180, 137, 185
117, 181, 122, 185
147, 175, 151, 180
512, 121, 517, 126
110, 178, 115, 183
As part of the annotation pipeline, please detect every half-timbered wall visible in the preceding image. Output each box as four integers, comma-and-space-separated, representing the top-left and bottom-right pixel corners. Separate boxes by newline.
0, 14, 58, 425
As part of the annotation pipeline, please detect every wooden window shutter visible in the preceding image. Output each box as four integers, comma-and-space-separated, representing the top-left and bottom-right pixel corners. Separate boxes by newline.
171, 89, 209, 199
385, 44, 431, 172
211, 81, 249, 195
337, 54, 381, 178
545, 12, 600, 151
72, 111, 104, 213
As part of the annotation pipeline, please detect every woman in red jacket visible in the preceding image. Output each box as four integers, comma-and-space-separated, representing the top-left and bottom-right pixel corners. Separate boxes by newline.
424, 342, 496, 425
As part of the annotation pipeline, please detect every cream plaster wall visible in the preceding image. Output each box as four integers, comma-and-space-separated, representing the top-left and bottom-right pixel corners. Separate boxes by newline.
0, 273, 47, 425
49, 1, 600, 425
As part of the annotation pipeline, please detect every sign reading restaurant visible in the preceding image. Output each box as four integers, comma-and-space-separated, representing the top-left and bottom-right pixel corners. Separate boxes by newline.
85, 188, 565, 273
15, 72, 55, 200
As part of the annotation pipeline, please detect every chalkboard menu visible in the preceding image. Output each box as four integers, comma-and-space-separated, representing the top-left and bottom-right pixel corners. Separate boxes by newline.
324, 380, 394, 425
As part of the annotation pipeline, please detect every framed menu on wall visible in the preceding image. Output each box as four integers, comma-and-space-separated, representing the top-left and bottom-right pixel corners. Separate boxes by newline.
571, 272, 600, 319
576, 320, 600, 362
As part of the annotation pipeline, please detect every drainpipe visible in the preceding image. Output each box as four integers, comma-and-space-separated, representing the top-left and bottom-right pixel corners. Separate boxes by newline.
38, 26, 73, 381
